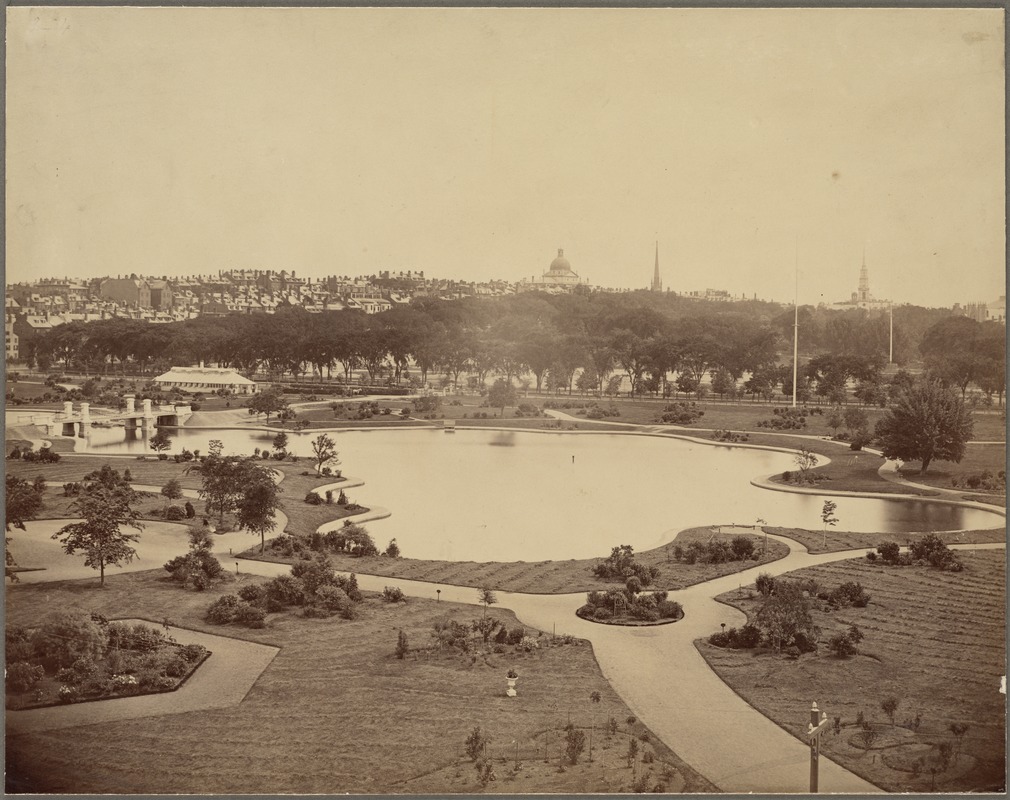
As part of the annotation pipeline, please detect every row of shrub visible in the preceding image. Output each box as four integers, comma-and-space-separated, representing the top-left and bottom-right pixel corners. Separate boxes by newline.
265, 524, 397, 559
8, 446, 60, 463
756, 407, 809, 430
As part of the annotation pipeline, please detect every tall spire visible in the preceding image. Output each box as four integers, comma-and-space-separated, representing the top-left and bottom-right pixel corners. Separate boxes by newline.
651, 241, 662, 292
858, 248, 870, 302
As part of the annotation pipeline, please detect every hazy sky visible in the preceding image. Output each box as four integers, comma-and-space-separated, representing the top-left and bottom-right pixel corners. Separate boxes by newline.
6, 7, 1005, 307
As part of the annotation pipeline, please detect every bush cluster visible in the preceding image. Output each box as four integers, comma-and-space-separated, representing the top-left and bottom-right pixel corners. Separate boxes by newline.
592, 545, 659, 585
707, 623, 761, 649
711, 429, 749, 443
950, 470, 1006, 492
6, 613, 205, 704
673, 536, 758, 565
579, 588, 682, 623
579, 401, 620, 420
211, 555, 365, 626
756, 407, 812, 430
866, 534, 962, 571
514, 402, 542, 418
9, 446, 60, 463
656, 402, 704, 425
816, 581, 870, 610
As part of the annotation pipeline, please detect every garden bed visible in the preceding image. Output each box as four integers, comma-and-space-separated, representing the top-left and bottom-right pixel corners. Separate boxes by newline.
6, 617, 210, 711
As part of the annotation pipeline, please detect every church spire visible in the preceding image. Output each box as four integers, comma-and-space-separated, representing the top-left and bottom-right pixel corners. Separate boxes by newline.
651, 241, 662, 292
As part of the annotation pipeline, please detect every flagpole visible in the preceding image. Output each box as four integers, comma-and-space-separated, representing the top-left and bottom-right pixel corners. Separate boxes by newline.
792, 243, 799, 408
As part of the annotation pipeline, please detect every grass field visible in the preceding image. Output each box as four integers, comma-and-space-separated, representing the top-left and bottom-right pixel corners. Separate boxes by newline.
5, 570, 716, 794
238, 528, 790, 595
697, 551, 1006, 792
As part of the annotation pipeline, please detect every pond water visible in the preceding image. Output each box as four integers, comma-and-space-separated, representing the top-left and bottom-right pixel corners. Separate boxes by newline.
76, 426, 1003, 562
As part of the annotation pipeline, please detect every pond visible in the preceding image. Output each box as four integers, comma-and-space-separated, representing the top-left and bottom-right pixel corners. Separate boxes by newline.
76, 426, 1003, 563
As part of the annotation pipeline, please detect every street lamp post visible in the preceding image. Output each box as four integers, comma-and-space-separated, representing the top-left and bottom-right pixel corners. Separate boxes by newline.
807, 701, 831, 792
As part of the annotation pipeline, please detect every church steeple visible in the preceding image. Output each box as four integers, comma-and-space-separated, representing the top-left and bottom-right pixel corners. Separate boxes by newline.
651, 241, 662, 292
857, 248, 870, 303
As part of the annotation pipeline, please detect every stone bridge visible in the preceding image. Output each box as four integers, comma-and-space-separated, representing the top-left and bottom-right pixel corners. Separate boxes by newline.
43, 395, 193, 438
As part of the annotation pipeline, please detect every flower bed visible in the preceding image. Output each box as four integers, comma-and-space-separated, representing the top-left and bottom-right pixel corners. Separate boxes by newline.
6, 615, 211, 710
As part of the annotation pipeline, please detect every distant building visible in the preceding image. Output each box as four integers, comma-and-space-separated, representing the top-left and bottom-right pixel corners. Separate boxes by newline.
651, 242, 662, 292
834, 252, 890, 311
518, 248, 587, 292
147, 279, 173, 310
153, 366, 258, 395
100, 278, 152, 308
954, 295, 1006, 324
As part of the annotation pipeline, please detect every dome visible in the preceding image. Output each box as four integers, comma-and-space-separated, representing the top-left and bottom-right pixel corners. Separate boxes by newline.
548, 248, 573, 274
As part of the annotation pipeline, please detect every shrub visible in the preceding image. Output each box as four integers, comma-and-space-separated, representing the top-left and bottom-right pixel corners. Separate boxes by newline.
304, 491, 323, 505
384, 538, 401, 558
165, 505, 187, 520
7, 661, 45, 692
163, 656, 189, 678
396, 630, 409, 659
876, 541, 901, 563
184, 501, 196, 518
382, 586, 405, 603
755, 573, 776, 596
657, 402, 704, 425
233, 602, 267, 628
206, 594, 243, 624
180, 643, 208, 662
33, 610, 107, 667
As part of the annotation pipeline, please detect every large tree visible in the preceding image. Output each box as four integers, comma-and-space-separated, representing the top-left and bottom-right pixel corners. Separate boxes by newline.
487, 379, 518, 417
52, 469, 143, 586
874, 379, 974, 475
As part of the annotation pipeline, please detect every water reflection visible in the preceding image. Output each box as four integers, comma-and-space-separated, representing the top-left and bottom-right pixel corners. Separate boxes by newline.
79, 427, 1004, 562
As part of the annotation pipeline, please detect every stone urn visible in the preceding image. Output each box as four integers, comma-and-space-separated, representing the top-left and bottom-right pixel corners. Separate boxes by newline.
506, 670, 518, 697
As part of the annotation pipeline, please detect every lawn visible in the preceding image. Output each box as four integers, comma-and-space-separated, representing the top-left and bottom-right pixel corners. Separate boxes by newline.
760, 525, 1007, 555
5, 569, 715, 794
238, 528, 790, 595
697, 551, 1006, 792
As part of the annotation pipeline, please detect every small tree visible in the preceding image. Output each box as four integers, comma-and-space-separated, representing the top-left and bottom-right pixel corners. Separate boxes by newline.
384, 538, 401, 558
477, 586, 497, 625
149, 428, 173, 454
311, 434, 340, 477
53, 474, 143, 586
488, 379, 518, 417
161, 479, 183, 508
247, 387, 288, 423
948, 722, 969, 762
395, 629, 409, 660
754, 580, 819, 653
820, 500, 838, 549
881, 696, 899, 726
465, 725, 490, 762
272, 431, 289, 454
565, 726, 586, 765
794, 448, 819, 483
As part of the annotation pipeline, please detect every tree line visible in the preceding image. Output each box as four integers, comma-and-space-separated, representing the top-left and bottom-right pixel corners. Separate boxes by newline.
21, 291, 1004, 402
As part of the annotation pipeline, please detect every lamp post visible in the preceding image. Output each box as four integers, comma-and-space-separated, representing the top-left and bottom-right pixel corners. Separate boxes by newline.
436, 589, 441, 603
807, 701, 831, 792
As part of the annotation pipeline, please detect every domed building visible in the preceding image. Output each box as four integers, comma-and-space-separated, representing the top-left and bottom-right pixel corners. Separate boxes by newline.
518, 248, 586, 292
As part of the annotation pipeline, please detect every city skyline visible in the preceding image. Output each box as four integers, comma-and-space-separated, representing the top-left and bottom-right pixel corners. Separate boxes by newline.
6, 7, 1005, 307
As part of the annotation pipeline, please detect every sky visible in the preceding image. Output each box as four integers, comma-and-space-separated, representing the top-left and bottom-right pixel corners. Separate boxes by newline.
5, 7, 1005, 307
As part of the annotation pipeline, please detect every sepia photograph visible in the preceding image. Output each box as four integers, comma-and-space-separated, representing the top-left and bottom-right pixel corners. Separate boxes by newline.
4, 4, 1006, 794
